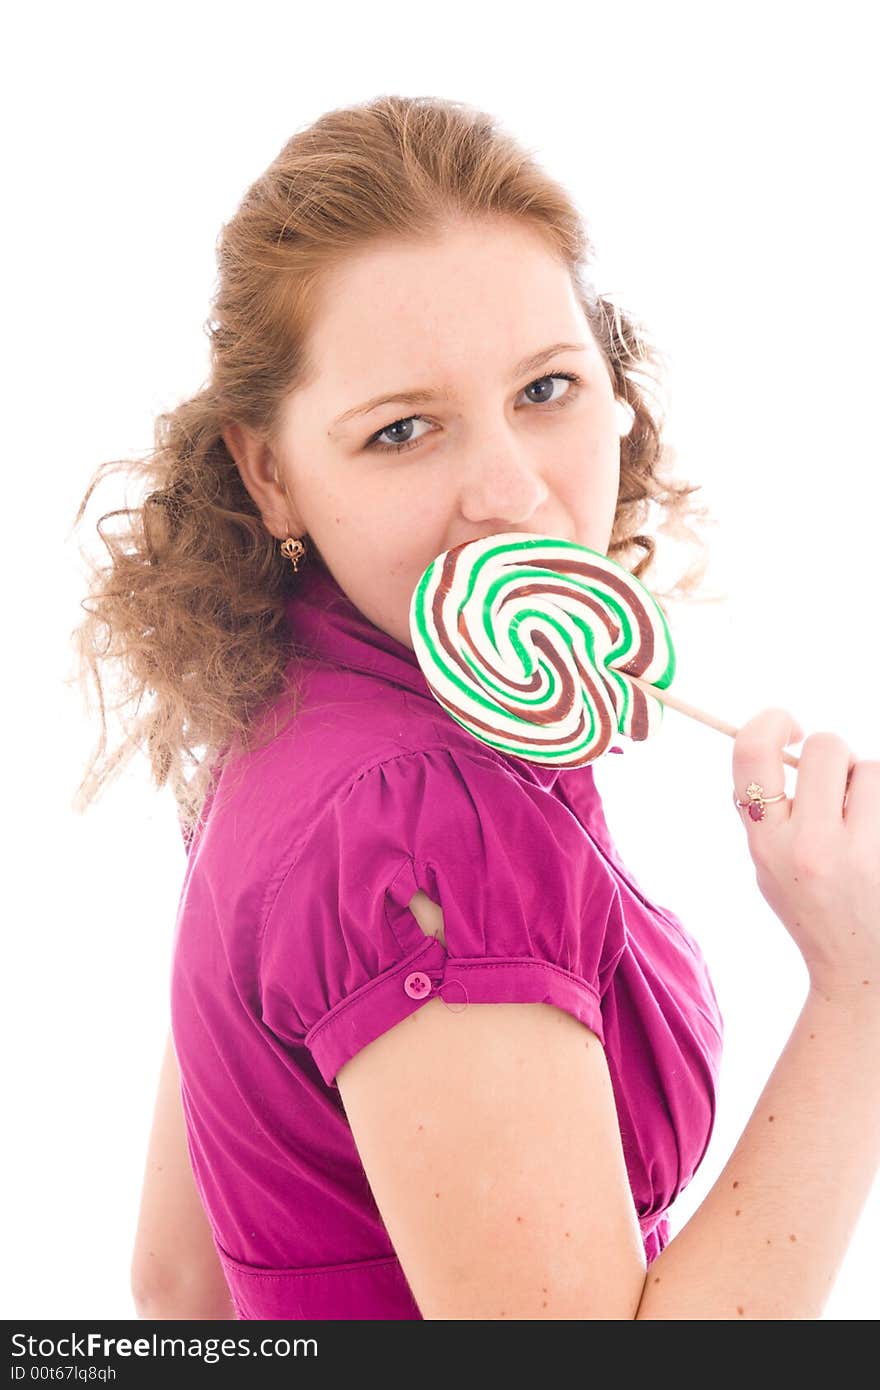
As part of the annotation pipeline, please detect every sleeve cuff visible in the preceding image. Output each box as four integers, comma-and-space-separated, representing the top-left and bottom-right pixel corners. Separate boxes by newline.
305, 935, 605, 1089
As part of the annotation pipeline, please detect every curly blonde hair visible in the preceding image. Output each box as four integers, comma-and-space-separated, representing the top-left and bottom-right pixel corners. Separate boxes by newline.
69, 94, 715, 843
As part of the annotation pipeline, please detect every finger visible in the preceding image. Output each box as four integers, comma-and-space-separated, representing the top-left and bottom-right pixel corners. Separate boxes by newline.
732, 707, 799, 837
842, 758, 880, 832
789, 732, 855, 830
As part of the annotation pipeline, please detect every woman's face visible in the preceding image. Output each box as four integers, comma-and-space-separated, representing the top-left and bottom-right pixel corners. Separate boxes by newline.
228, 219, 624, 651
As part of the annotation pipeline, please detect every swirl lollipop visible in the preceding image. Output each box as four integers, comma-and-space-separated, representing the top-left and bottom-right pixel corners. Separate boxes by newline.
409, 532, 801, 769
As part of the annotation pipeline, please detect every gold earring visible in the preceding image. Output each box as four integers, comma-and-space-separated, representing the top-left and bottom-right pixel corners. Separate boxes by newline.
280, 535, 308, 572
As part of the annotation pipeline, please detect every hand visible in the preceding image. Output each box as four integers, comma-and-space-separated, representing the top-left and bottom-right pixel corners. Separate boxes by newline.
733, 708, 880, 994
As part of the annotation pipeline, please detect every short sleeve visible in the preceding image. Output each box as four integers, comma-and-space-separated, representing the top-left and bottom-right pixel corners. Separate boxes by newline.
259, 747, 626, 1088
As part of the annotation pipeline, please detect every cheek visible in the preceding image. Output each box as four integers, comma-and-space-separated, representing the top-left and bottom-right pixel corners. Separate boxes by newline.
373, 470, 450, 529
330, 475, 443, 556
306, 467, 386, 525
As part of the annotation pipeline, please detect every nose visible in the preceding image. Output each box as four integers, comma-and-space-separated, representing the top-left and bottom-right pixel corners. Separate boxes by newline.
457, 440, 550, 527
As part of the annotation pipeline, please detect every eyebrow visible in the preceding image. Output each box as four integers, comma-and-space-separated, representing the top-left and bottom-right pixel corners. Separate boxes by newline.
330, 341, 589, 430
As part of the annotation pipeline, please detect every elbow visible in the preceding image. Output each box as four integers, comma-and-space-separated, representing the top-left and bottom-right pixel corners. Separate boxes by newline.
130, 1260, 165, 1319
130, 1253, 183, 1318
130, 1255, 236, 1321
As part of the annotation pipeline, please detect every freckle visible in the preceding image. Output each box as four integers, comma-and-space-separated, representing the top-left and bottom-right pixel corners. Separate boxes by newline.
735, 1210, 741, 1216
565, 1231, 571, 1238
653, 1276, 660, 1284
417, 1124, 423, 1130
766, 1239, 772, 1245
542, 1300, 548, 1307
500, 1309, 505, 1316
809, 1034, 815, 1040
542, 1288, 548, 1293
434, 1192, 440, 1198
516, 1215, 523, 1222
736, 1306, 744, 1316
559, 1202, 565, 1208
789, 1234, 797, 1242
863, 980, 870, 986
732, 1181, 739, 1189
851, 931, 857, 936
769, 1115, 775, 1122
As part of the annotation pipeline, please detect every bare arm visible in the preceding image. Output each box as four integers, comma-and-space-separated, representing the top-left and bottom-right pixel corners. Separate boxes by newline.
334, 892, 647, 1319
635, 979, 880, 1319
338, 999, 648, 1319
130, 1027, 235, 1320
633, 711, 879, 1315
334, 892, 879, 1320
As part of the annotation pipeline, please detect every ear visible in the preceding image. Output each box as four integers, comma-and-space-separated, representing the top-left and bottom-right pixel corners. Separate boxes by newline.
221, 421, 306, 539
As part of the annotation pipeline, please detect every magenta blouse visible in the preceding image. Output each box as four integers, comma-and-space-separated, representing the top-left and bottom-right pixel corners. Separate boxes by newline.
169, 551, 724, 1320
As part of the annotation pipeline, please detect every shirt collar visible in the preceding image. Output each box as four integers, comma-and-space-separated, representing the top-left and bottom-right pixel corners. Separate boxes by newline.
283, 552, 570, 789
284, 550, 432, 698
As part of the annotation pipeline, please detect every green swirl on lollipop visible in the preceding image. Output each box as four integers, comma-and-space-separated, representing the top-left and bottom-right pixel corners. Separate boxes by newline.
408, 532, 676, 767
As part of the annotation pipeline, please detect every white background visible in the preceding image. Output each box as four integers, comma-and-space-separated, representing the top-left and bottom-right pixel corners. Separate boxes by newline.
4, 0, 877, 1320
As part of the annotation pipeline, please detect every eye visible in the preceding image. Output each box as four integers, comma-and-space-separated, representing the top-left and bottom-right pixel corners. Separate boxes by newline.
364, 371, 583, 456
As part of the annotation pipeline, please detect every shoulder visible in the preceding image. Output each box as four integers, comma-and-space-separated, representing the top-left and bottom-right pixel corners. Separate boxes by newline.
264, 736, 617, 968
230, 662, 540, 829
198, 664, 585, 908
259, 733, 623, 1089
294, 740, 550, 872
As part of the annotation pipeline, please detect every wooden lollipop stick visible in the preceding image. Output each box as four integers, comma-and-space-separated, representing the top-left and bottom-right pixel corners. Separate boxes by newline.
626, 673, 801, 770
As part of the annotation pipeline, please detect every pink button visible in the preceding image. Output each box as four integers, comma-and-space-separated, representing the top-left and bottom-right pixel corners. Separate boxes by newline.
404, 971, 432, 999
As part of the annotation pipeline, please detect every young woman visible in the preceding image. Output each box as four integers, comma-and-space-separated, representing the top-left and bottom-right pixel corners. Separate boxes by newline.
73, 95, 880, 1321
